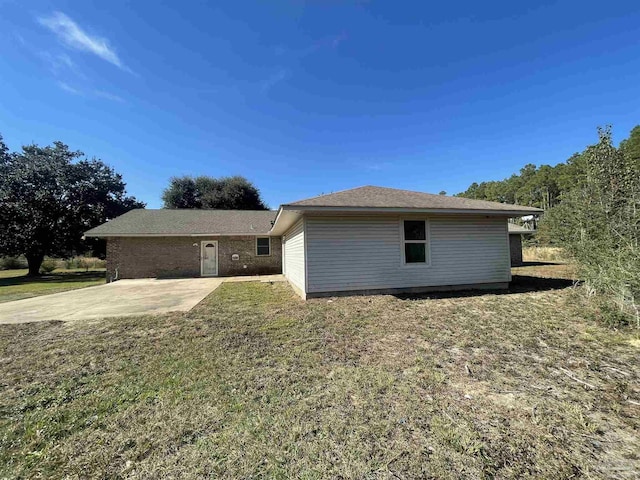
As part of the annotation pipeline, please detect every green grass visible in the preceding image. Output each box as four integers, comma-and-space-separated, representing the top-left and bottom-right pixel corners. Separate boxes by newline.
1, 265, 639, 478
0, 269, 106, 303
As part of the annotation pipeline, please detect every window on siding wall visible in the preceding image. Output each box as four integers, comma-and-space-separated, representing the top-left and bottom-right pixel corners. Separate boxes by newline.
256, 237, 271, 256
402, 220, 428, 264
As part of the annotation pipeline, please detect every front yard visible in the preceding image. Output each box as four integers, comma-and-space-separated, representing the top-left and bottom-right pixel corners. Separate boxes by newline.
1, 264, 639, 478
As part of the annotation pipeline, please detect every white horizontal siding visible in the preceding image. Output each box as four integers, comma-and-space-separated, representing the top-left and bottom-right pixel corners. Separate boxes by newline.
283, 219, 306, 293
305, 215, 510, 293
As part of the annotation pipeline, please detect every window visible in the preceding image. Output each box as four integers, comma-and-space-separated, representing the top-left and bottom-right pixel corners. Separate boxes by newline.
402, 220, 428, 264
256, 237, 271, 256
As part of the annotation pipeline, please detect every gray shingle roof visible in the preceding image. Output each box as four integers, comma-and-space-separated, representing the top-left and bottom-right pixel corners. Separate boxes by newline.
85, 209, 277, 236
285, 186, 543, 213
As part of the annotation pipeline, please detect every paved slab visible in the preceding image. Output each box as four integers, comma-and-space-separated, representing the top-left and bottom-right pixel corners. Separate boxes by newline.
0, 277, 224, 324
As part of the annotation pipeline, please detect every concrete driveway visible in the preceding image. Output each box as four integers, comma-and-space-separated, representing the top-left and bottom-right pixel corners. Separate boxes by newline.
0, 277, 224, 324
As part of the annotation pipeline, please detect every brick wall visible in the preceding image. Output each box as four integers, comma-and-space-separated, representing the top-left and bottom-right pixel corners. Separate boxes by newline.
106, 236, 282, 280
218, 235, 282, 276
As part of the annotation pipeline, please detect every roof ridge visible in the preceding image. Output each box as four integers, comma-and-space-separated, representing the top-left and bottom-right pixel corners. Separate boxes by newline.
281, 184, 541, 212
283, 185, 373, 205
362, 185, 443, 197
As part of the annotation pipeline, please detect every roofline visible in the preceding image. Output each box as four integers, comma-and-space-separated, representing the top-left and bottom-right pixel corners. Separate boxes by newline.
84, 232, 274, 238
120, 208, 278, 213
270, 206, 285, 230
278, 205, 543, 216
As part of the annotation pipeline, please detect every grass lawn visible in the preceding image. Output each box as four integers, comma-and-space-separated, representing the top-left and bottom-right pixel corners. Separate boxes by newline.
1, 264, 639, 478
0, 269, 106, 303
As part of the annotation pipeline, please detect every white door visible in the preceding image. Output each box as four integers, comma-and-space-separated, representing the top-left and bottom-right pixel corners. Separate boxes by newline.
201, 241, 218, 276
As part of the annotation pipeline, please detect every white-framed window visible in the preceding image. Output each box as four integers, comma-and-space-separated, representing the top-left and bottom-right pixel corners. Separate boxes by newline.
256, 237, 271, 256
401, 219, 430, 265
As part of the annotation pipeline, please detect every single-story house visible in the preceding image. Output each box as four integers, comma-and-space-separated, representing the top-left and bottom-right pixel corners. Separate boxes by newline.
507, 223, 536, 266
85, 186, 542, 299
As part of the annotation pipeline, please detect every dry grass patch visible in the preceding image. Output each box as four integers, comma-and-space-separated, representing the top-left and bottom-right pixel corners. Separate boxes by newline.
523, 246, 568, 263
1, 266, 639, 478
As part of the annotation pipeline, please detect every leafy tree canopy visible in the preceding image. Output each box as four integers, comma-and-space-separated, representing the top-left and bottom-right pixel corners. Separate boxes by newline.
162, 175, 268, 210
0, 136, 144, 275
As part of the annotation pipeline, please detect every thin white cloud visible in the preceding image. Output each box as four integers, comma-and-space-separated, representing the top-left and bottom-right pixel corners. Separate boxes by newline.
93, 90, 125, 103
38, 11, 129, 71
57, 81, 83, 95
57, 82, 125, 103
260, 69, 289, 93
40, 51, 85, 78
13, 32, 26, 46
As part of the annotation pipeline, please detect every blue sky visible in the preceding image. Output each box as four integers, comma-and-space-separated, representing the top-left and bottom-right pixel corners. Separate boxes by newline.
2, 1, 640, 208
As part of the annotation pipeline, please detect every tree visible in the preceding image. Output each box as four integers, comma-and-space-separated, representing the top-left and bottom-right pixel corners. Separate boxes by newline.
161, 176, 201, 209
162, 175, 268, 210
0, 138, 144, 275
542, 126, 640, 326
620, 125, 640, 166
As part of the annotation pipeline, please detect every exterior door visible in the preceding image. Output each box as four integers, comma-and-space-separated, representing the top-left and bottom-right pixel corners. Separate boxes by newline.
201, 241, 218, 276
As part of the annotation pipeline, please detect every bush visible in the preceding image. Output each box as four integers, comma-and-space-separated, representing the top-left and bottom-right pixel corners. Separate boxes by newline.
40, 258, 58, 274
63, 256, 106, 271
1, 257, 27, 270
591, 295, 634, 329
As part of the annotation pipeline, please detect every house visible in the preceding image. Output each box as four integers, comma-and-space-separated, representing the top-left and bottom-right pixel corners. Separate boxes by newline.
507, 223, 536, 266
85, 186, 542, 298
84, 210, 281, 280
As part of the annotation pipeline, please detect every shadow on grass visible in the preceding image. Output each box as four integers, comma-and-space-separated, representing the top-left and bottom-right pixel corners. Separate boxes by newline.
394, 275, 577, 301
0, 271, 105, 288
509, 274, 577, 292
516, 261, 564, 267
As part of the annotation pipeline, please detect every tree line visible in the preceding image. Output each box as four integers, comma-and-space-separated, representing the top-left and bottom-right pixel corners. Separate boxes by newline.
457, 125, 640, 212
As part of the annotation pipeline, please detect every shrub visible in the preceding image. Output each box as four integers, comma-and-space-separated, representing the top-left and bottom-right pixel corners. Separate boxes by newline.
40, 258, 58, 274
1, 257, 26, 270
63, 256, 106, 271
92, 258, 106, 269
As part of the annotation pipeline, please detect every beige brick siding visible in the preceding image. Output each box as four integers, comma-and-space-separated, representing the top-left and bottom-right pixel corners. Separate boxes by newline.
106, 236, 282, 280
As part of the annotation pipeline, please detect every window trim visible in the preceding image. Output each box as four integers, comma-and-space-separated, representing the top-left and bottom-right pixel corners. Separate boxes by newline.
256, 236, 271, 256
400, 218, 431, 267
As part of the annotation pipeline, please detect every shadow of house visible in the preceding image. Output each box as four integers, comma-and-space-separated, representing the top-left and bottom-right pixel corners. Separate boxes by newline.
0, 271, 104, 288
517, 261, 563, 267
393, 274, 576, 301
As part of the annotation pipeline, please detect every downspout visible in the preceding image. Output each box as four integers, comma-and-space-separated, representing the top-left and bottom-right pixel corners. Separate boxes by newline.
109, 266, 119, 283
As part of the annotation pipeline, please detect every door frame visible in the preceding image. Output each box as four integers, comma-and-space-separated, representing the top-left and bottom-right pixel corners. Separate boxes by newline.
200, 240, 219, 277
